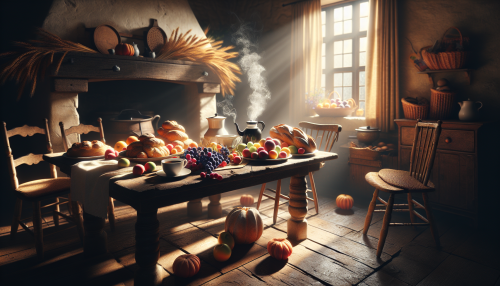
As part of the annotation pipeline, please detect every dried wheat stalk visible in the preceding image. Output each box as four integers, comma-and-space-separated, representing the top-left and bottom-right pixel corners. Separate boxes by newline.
157, 27, 241, 96
0, 28, 98, 100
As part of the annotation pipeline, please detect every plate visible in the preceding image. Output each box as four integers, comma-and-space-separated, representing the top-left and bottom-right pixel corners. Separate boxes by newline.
313, 106, 357, 117
62, 153, 105, 161
118, 151, 181, 163
156, 168, 191, 178
243, 155, 290, 164
291, 149, 318, 158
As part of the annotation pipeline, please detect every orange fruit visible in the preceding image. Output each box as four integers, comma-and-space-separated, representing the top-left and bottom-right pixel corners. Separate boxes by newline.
114, 141, 127, 152
126, 136, 139, 145
253, 143, 261, 149
317, 103, 323, 109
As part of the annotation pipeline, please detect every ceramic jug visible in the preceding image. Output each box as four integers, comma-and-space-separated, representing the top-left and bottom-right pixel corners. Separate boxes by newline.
235, 120, 265, 143
458, 99, 482, 121
204, 114, 228, 143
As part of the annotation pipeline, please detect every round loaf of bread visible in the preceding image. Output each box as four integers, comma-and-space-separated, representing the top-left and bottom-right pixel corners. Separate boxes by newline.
163, 130, 188, 142
67, 140, 110, 157
162, 120, 185, 132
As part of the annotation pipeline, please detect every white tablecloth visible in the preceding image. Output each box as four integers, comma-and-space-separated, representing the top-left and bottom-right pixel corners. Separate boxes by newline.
71, 160, 133, 218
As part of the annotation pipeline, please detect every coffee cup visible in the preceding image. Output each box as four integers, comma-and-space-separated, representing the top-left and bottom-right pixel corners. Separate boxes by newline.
161, 158, 187, 176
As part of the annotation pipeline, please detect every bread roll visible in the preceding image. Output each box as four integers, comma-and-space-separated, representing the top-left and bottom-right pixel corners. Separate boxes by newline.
157, 127, 168, 138
162, 120, 185, 132
143, 138, 169, 158
67, 140, 110, 157
163, 130, 188, 142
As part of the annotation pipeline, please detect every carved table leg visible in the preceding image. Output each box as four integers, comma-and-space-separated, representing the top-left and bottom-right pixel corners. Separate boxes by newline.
83, 211, 108, 258
187, 199, 203, 217
208, 194, 222, 218
135, 208, 162, 286
287, 174, 309, 241
71, 201, 84, 246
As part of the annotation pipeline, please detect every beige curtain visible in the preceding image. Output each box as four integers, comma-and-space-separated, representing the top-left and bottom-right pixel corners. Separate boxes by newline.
289, 0, 322, 123
365, 0, 399, 132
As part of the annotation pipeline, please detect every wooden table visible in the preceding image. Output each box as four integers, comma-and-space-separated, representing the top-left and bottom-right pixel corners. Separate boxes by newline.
44, 151, 338, 285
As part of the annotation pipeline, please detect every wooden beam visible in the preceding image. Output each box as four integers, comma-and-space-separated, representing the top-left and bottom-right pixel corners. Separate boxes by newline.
197, 82, 220, 94
53, 78, 88, 93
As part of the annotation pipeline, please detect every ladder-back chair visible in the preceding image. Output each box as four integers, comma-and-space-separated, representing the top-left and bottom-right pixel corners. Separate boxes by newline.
256, 122, 342, 224
363, 120, 442, 257
4, 119, 80, 258
59, 118, 116, 231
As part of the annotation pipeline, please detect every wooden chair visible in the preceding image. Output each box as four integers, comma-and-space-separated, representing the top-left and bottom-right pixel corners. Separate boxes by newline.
256, 122, 342, 224
363, 120, 442, 257
59, 118, 116, 231
4, 119, 81, 258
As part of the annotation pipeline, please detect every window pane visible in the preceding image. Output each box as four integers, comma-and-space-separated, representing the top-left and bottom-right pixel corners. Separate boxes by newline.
322, 56, 325, 70
322, 43, 326, 56
343, 53, 352, 67
334, 41, 343, 54
334, 22, 343, 36
359, 102, 366, 114
344, 5, 352, 20
321, 74, 325, 89
359, 86, 365, 100
359, 52, 366, 66
359, 71, 366, 86
343, 39, 352, 54
360, 37, 367, 52
334, 7, 343, 21
344, 20, 352, 34
334, 73, 342, 87
322, 25, 326, 37
334, 55, 343, 68
360, 2, 369, 17
343, 72, 352, 86
321, 11, 326, 24
360, 17, 368, 32
334, 87, 342, 99
343, 87, 352, 100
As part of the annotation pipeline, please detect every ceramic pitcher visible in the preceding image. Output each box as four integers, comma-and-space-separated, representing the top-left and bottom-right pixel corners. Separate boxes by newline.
458, 99, 482, 121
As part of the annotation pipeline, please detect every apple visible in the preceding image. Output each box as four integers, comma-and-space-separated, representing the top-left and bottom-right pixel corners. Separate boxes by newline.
269, 150, 278, 159
288, 145, 298, 154
233, 156, 242, 164
237, 144, 247, 152
281, 142, 289, 148
279, 151, 288, 158
247, 141, 254, 148
257, 147, 265, 153
249, 146, 257, 153
264, 140, 276, 152
106, 153, 117, 160
275, 146, 281, 153
251, 152, 259, 159
144, 162, 156, 173
213, 244, 231, 262
259, 139, 266, 147
258, 150, 269, 159
242, 149, 251, 158
218, 231, 235, 249
266, 137, 273, 140
118, 158, 130, 168
298, 148, 305, 154
273, 139, 281, 146
105, 149, 115, 156
133, 164, 145, 175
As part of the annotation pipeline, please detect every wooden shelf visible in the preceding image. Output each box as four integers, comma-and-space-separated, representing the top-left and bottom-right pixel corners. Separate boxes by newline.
417, 69, 472, 85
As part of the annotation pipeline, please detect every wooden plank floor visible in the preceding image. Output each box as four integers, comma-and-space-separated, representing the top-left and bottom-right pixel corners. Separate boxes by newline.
1, 186, 499, 286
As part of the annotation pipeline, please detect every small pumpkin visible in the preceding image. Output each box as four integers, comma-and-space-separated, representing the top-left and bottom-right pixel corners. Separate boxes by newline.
267, 238, 293, 260
225, 207, 263, 244
172, 254, 200, 278
336, 194, 354, 210
240, 194, 254, 207
115, 43, 134, 56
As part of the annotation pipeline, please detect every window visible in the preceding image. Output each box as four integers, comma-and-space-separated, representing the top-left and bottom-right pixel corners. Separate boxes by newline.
322, 0, 369, 116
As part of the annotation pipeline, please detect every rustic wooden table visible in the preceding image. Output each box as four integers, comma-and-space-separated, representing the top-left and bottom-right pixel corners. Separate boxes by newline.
44, 151, 338, 285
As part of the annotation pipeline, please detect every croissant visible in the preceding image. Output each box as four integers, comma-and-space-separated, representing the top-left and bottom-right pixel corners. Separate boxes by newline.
143, 138, 169, 158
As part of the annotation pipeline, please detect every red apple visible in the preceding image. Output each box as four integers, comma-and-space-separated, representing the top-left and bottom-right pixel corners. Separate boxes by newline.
281, 142, 289, 148
266, 137, 273, 140
133, 164, 145, 175
105, 149, 115, 156
257, 147, 265, 153
264, 140, 276, 152
258, 150, 269, 159
251, 152, 259, 159
298, 148, 305, 154
279, 151, 287, 158
233, 156, 242, 164
114, 150, 119, 157
106, 153, 117, 160
242, 149, 251, 158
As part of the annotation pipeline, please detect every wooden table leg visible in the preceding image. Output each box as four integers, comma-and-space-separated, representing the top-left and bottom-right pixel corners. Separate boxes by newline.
208, 194, 222, 218
71, 201, 84, 246
287, 174, 309, 241
187, 199, 202, 217
83, 211, 108, 258
134, 208, 162, 286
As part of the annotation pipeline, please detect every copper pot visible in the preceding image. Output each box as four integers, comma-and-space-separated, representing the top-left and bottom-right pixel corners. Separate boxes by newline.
355, 126, 380, 144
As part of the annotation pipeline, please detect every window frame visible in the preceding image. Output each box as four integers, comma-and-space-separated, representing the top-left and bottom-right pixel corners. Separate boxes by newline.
322, 0, 368, 113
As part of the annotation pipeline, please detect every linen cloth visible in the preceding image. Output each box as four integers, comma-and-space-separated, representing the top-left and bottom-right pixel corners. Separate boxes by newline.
71, 160, 133, 218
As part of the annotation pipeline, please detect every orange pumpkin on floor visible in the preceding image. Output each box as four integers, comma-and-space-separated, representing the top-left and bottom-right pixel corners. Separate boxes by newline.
336, 194, 354, 210
225, 207, 263, 244
267, 238, 293, 260
172, 254, 200, 278
115, 43, 134, 56
240, 194, 254, 207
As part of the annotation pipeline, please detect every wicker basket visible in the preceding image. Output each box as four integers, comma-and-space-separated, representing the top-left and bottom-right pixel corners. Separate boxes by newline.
429, 89, 456, 119
401, 97, 429, 120
420, 27, 469, 70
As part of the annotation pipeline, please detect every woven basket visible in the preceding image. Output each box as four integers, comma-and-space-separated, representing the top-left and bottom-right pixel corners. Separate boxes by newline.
429, 89, 456, 119
402, 97, 429, 120
420, 27, 469, 70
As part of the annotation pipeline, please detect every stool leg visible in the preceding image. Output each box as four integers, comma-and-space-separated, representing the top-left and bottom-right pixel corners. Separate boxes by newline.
422, 193, 440, 247
377, 193, 394, 257
407, 193, 415, 225
10, 199, 22, 239
107, 197, 115, 231
257, 183, 266, 210
33, 201, 44, 258
273, 180, 282, 224
53, 197, 60, 227
309, 172, 319, 214
363, 189, 379, 235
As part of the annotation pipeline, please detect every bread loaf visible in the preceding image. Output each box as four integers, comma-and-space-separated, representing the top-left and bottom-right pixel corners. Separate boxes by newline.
143, 138, 169, 158
269, 124, 317, 153
162, 120, 185, 132
270, 124, 294, 146
163, 130, 188, 142
67, 140, 110, 157
139, 133, 155, 142
125, 141, 144, 158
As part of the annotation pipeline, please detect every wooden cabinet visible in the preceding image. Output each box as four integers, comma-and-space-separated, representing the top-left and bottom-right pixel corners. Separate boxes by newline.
395, 119, 482, 223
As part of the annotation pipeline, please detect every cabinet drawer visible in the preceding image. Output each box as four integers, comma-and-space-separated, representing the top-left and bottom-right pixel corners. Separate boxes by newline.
401, 127, 475, 153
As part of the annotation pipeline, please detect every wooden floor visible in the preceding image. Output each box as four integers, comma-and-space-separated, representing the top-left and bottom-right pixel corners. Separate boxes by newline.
1, 186, 499, 286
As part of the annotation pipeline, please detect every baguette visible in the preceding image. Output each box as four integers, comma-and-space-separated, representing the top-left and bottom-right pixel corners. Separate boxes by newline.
270, 124, 317, 153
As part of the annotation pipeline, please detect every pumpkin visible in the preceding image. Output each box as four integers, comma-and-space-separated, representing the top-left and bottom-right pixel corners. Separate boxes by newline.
172, 254, 200, 278
267, 238, 293, 260
240, 194, 254, 207
336, 194, 354, 210
225, 207, 263, 244
115, 43, 134, 56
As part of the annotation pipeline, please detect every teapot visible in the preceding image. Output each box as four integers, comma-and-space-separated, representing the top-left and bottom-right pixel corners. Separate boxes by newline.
458, 99, 482, 121
235, 120, 265, 143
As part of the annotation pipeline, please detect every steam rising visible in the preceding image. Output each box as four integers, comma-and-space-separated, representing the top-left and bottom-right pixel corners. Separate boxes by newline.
233, 24, 271, 121
217, 95, 237, 123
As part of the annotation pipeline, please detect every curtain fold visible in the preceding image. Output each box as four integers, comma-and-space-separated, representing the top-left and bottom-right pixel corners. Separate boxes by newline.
289, 0, 322, 123
365, 0, 399, 132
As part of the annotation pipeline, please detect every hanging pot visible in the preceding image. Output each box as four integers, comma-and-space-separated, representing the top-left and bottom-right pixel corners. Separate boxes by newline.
105, 109, 160, 144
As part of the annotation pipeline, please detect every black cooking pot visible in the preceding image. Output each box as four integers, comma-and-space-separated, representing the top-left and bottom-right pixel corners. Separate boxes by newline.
104, 109, 160, 143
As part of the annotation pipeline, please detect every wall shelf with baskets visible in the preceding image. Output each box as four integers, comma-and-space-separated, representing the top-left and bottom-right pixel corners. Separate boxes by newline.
418, 69, 473, 85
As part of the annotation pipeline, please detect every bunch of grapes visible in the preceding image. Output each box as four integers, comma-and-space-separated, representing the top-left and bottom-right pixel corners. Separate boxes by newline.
184, 146, 231, 174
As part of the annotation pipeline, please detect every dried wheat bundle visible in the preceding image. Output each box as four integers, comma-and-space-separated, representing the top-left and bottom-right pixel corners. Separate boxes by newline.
157, 27, 241, 96
0, 28, 98, 100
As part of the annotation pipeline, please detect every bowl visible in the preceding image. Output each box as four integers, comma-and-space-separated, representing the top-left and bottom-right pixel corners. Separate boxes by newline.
355, 126, 381, 144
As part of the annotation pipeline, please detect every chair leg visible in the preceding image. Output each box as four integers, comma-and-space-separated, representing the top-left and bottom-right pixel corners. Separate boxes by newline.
257, 183, 266, 210
72, 201, 84, 246
273, 180, 282, 225
308, 172, 319, 214
67, 194, 72, 216
33, 201, 44, 258
377, 193, 394, 257
363, 189, 379, 235
422, 193, 440, 248
407, 193, 415, 225
108, 197, 115, 231
53, 197, 60, 227
10, 198, 22, 239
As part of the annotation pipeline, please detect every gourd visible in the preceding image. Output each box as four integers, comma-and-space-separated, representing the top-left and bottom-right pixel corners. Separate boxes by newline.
172, 254, 200, 278
115, 43, 134, 56
336, 194, 354, 210
240, 194, 254, 207
267, 238, 293, 260
224, 207, 263, 244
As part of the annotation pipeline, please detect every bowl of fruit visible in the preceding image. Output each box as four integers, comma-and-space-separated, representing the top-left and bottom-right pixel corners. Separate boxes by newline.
313, 91, 357, 117
239, 137, 291, 164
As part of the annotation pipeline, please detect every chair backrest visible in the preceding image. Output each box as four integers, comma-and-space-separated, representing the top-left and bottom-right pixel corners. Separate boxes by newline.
2, 119, 56, 190
59, 118, 105, 152
409, 119, 442, 186
298, 121, 342, 152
